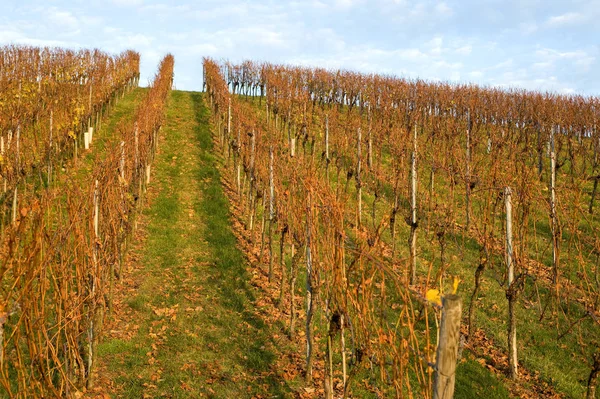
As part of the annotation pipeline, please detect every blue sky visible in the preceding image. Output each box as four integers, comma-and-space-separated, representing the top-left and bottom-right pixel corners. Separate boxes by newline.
1, 0, 598, 95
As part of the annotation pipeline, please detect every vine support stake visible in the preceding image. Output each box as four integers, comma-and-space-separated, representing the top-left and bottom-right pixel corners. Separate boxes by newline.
409, 124, 418, 285
433, 294, 462, 399
505, 186, 518, 380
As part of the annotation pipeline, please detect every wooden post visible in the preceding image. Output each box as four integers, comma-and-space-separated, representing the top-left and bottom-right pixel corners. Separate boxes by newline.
236, 127, 242, 195
433, 294, 462, 399
549, 127, 559, 284
290, 243, 297, 339
357, 127, 362, 228
505, 186, 518, 380
248, 131, 256, 231
120, 141, 125, 180
227, 97, 231, 141
88, 83, 93, 119
305, 195, 314, 383
94, 180, 99, 238
12, 126, 20, 224
16, 125, 20, 174
1, 136, 5, 193
268, 146, 275, 282
325, 115, 330, 179
48, 110, 53, 184
11, 187, 17, 224
367, 105, 373, 169
591, 133, 599, 214
465, 112, 471, 230
537, 127, 543, 179
134, 123, 139, 172
409, 124, 418, 285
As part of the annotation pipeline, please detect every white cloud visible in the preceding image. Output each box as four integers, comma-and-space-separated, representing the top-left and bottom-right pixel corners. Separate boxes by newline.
332, 0, 363, 9
120, 33, 153, 48
519, 22, 537, 35
455, 45, 472, 55
0, 27, 72, 47
469, 70, 484, 79
111, 0, 143, 6
427, 36, 444, 55
48, 9, 79, 30
534, 47, 596, 72
435, 2, 453, 16
546, 12, 584, 27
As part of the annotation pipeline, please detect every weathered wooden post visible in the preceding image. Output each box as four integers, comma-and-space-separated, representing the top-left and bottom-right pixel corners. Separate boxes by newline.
236, 127, 242, 195
465, 112, 471, 230
11, 187, 17, 224
356, 127, 362, 228
505, 186, 519, 380
305, 194, 314, 383
12, 126, 20, 225
134, 123, 139, 172
248, 131, 256, 231
268, 146, 275, 282
549, 127, 559, 284
409, 124, 418, 285
48, 110, 53, 184
1, 136, 5, 193
120, 141, 125, 180
367, 105, 373, 169
325, 114, 330, 179
433, 294, 462, 399
94, 180, 99, 238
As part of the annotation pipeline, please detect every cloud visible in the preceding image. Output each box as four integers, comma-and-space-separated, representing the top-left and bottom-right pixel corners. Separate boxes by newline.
111, 0, 143, 6
0, 27, 72, 47
48, 9, 79, 30
435, 2, 453, 17
121, 33, 153, 48
534, 47, 596, 72
546, 12, 584, 27
331, 0, 364, 9
455, 45, 472, 55
469, 70, 484, 79
519, 22, 537, 35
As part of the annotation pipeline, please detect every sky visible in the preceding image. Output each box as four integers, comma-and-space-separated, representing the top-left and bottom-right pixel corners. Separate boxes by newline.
1, 0, 598, 95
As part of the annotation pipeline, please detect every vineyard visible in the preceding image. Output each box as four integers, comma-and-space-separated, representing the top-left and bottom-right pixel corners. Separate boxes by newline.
0, 45, 173, 397
203, 58, 600, 398
0, 44, 598, 399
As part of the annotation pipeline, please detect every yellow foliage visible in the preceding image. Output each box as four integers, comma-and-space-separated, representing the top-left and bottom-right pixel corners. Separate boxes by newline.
452, 275, 461, 295
426, 289, 442, 306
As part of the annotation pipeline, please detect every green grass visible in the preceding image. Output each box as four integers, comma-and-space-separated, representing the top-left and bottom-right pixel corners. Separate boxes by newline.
454, 355, 510, 399
96, 91, 296, 398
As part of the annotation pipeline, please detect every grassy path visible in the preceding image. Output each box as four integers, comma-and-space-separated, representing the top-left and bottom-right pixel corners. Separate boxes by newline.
93, 91, 293, 398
